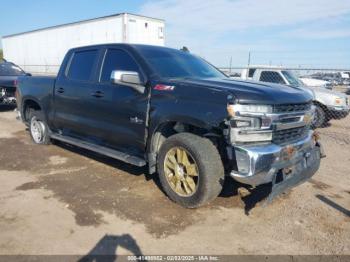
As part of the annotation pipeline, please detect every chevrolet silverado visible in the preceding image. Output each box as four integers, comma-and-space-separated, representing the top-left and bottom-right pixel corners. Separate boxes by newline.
17, 44, 324, 208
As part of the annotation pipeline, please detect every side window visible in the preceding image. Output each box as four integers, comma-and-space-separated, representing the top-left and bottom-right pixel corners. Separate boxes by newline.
260, 71, 285, 84
248, 68, 256, 78
67, 50, 98, 81
100, 49, 140, 82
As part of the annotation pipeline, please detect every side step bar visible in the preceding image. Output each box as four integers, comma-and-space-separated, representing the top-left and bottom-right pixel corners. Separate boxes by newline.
50, 133, 146, 167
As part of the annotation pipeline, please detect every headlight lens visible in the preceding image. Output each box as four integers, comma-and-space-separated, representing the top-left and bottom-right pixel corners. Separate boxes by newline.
227, 104, 273, 117
335, 97, 343, 105
228, 104, 273, 143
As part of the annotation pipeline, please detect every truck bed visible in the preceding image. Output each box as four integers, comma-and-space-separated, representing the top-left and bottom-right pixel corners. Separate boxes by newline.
18, 75, 56, 120
19, 76, 56, 99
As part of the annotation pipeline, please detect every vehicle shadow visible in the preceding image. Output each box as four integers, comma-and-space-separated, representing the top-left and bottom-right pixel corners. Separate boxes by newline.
0, 105, 16, 112
320, 122, 331, 128
53, 141, 270, 214
78, 234, 145, 262
316, 194, 350, 217
219, 176, 271, 215
54, 141, 146, 177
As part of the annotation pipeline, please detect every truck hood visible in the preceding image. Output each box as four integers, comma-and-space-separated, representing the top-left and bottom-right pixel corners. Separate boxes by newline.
300, 77, 328, 87
173, 77, 313, 105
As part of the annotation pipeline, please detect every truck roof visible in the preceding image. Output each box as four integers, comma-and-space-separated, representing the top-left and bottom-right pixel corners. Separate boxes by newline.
67, 43, 172, 52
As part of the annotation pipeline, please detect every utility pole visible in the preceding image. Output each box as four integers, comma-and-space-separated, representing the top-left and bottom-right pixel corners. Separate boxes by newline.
246, 51, 251, 79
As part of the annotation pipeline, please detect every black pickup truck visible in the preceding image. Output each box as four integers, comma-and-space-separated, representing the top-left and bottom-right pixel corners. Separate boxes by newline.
17, 44, 324, 208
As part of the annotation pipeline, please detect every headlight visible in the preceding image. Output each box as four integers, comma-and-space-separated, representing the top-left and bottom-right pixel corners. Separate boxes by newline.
227, 104, 273, 117
227, 103, 273, 143
334, 97, 343, 105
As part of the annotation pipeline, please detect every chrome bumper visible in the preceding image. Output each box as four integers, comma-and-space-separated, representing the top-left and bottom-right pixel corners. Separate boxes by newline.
230, 131, 324, 187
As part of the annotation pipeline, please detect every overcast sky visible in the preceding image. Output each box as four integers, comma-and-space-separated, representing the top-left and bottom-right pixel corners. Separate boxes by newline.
1, 0, 350, 68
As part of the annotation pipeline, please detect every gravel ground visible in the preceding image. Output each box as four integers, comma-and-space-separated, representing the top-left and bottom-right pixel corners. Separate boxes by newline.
0, 106, 348, 256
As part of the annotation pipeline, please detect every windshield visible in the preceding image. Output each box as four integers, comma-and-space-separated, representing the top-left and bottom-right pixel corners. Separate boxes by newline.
136, 46, 225, 79
0, 63, 25, 76
282, 70, 303, 87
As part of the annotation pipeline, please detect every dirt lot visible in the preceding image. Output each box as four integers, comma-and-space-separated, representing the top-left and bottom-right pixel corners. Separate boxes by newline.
0, 106, 349, 256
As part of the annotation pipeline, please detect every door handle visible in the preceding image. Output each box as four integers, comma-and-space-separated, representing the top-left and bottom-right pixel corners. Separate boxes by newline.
91, 91, 104, 98
57, 87, 65, 93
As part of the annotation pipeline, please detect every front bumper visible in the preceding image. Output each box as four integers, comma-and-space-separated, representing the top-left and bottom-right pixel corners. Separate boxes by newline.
327, 105, 349, 119
230, 131, 324, 189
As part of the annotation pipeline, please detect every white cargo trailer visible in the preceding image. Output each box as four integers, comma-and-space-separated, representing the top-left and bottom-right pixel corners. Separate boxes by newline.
1, 13, 165, 75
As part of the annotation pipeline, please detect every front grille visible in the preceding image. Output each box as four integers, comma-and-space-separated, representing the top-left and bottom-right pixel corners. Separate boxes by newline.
272, 126, 308, 145
273, 103, 312, 113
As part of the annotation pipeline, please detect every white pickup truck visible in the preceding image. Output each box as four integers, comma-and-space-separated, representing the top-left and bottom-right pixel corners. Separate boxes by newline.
240, 68, 349, 128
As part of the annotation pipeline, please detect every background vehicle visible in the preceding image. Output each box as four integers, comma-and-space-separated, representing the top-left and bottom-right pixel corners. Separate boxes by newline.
241, 67, 349, 128
299, 77, 332, 89
0, 61, 29, 106
17, 44, 323, 208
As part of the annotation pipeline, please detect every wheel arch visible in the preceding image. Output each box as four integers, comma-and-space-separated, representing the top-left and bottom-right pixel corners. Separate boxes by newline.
313, 100, 331, 118
22, 98, 42, 122
146, 119, 224, 174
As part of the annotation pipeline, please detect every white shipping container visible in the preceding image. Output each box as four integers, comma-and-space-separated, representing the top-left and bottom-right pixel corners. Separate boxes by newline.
1, 13, 165, 75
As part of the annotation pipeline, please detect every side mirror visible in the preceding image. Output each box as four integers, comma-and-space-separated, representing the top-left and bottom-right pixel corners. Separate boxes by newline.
25, 73, 32, 76
110, 70, 145, 93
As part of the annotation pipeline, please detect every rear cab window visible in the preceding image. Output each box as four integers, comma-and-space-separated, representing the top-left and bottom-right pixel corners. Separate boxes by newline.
66, 49, 98, 81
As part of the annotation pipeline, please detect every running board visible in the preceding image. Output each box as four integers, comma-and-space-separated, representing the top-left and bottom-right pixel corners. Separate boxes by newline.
50, 134, 146, 167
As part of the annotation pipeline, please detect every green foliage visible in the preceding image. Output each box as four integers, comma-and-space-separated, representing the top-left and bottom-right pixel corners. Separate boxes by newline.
0, 49, 3, 60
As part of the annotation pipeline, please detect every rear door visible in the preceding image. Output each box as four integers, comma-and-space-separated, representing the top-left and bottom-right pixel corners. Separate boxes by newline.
53, 48, 101, 139
87, 48, 148, 155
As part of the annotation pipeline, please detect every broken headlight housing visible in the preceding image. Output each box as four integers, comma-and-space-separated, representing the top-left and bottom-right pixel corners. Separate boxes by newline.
227, 104, 273, 143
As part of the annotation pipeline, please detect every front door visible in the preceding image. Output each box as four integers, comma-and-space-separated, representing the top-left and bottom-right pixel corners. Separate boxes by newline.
87, 48, 148, 156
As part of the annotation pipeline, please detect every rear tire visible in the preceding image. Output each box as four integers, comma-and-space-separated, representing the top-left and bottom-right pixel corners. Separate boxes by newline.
29, 110, 51, 145
157, 133, 225, 208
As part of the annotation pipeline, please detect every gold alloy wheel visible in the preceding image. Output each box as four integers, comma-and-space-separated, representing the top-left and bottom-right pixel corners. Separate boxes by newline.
164, 147, 199, 197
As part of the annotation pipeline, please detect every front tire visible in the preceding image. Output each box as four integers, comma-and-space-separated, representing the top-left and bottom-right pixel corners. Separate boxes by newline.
311, 104, 326, 129
29, 110, 51, 145
157, 133, 225, 208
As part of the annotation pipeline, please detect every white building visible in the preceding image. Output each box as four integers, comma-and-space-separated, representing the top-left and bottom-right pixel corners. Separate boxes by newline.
1, 13, 165, 75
